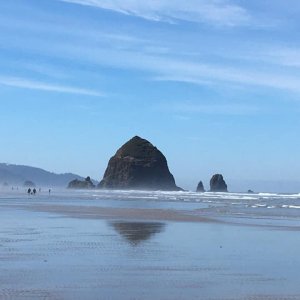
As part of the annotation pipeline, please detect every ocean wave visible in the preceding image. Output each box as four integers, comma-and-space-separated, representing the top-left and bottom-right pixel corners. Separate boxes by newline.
282, 205, 300, 209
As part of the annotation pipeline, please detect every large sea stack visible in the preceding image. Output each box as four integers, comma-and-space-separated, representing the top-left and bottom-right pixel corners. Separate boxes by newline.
98, 136, 181, 191
210, 174, 228, 192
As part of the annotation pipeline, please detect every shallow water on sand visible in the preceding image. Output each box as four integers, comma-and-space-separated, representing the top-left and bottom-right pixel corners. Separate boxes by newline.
0, 190, 300, 299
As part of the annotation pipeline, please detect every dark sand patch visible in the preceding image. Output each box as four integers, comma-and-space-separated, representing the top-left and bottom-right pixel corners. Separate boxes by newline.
6, 203, 300, 231
14, 204, 217, 223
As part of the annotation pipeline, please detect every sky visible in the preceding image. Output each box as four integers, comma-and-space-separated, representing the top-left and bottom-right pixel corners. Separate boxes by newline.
0, 0, 300, 191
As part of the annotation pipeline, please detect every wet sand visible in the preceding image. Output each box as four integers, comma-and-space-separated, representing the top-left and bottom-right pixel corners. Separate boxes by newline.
1, 190, 300, 299
13, 203, 219, 223
9, 202, 300, 231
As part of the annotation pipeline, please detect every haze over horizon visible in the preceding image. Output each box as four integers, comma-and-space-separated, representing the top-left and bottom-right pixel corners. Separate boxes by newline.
1, 1, 300, 192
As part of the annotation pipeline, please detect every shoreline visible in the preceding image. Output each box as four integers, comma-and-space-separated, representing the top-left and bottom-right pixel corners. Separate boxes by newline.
4, 203, 300, 231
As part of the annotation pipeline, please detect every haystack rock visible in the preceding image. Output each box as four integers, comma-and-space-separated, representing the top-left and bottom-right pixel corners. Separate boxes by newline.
98, 136, 181, 191
210, 174, 228, 192
196, 181, 205, 192
68, 176, 95, 189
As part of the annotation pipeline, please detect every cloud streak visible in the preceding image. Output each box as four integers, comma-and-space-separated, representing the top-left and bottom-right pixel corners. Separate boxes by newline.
0, 76, 103, 96
4, 26, 300, 95
55, 44, 300, 94
152, 60, 300, 94
169, 103, 259, 115
59, 0, 250, 26
157, 101, 259, 116
3, 2, 300, 96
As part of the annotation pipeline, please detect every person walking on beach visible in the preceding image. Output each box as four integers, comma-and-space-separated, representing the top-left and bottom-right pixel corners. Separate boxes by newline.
27, 188, 31, 195
33, 188, 37, 195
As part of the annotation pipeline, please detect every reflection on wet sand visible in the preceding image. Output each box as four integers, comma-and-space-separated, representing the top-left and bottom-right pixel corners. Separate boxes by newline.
110, 221, 165, 245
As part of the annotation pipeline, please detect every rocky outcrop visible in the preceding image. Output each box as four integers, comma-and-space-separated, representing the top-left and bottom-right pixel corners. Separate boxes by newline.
98, 136, 181, 191
24, 180, 36, 187
68, 176, 95, 189
196, 181, 205, 192
210, 174, 228, 192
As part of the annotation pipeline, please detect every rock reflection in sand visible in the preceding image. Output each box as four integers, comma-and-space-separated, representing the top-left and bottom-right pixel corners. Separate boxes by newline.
110, 221, 165, 245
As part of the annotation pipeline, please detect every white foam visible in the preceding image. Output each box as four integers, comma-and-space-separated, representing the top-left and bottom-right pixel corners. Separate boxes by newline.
289, 205, 300, 209
281, 204, 300, 209
258, 193, 278, 197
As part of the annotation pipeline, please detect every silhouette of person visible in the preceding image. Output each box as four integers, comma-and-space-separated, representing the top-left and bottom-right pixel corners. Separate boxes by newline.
33, 188, 37, 195
49, 189, 51, 195
27, 188, 31, 195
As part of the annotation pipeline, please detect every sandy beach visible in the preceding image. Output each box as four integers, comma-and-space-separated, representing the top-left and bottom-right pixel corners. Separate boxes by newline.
1, 190, 300, 299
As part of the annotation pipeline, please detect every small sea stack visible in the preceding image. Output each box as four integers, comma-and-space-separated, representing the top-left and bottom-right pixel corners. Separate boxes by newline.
68, 176, 95, 189
24, 180, 36, 187
98, 136, 181, 191
196, 181, 205, 192
210, 174, 228, 192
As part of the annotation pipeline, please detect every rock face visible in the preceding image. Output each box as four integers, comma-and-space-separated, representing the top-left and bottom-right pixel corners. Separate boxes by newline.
68, 176, 95, 189
196, 181, 205, 192
98, 136, 181, 191
24, 180, 36, 187
210, 174, 228, 192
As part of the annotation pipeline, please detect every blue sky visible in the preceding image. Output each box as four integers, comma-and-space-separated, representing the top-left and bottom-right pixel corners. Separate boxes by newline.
1, 0, 300, 191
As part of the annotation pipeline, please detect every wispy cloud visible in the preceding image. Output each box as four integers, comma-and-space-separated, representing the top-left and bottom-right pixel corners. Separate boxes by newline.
152, 60, 300, 94
59, 0, 250, 26
58, 45, 300, 94
4, 24, 300, 95
159, 102, 259, 116
220, 46, 300, 69
8, 35, 300, 95
3, 1, 300, 96
0, 76, 103, 96
262, 48, 300, 68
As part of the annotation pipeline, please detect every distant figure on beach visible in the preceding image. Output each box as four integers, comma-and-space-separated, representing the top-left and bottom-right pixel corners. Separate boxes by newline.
49, 189, 51, 195
27, 188, 31, 195
33, 188, 37, 195
39, 188, 41, 193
